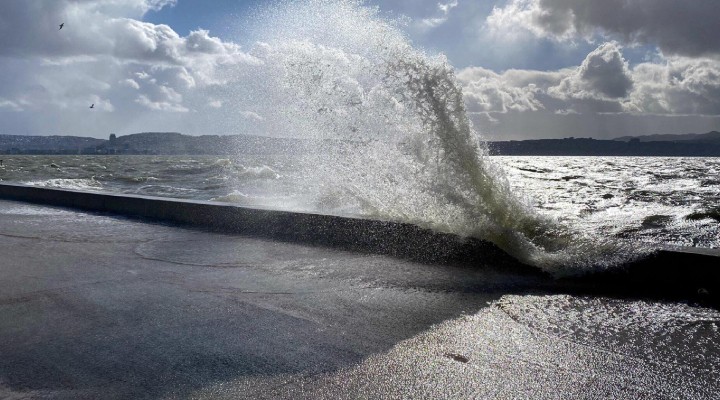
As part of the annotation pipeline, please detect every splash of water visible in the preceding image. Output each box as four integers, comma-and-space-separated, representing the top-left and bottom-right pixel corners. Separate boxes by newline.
235, 0, 639, 274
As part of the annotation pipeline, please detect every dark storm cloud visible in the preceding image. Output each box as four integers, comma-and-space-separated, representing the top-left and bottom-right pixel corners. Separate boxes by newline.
551, 42, 633, 100
576, 43, 633, 98
490, 0, 720, 57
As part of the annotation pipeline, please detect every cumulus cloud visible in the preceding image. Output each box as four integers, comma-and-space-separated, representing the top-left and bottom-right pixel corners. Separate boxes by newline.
2, 0, 718, 141
456, 67, 547, 113
487, 0, 720, 58
135, 94, 188, 112
549, 42, 633, 100
417, 1, 459, 30
486, 0, 576, 41
458, 42, 720, 119
120, 79, 141, 89
0, 0, 173, 58
626, 57, 720, 116
0, 0, 263, 136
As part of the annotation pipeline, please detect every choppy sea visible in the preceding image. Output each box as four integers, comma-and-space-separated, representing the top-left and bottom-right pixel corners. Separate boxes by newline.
1, 154, 717, 253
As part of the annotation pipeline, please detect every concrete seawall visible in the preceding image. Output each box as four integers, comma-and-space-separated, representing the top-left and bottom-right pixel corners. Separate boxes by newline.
0, 183, 512, 266
0, 183, 718, 304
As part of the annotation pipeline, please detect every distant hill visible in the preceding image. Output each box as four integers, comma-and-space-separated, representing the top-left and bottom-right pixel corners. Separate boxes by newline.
2, 131, 720, 157
0, 135, 105, 154
488, 137, 720, 156
0, 132, 310, 155
613, 131, 720, 143
105, 132, 311, 155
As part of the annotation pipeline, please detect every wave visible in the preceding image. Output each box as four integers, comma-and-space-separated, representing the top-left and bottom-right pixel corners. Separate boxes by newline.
686, 209, 720, 223
240, 0, 638, 274
211, 191, 305, 210
101, 174, 160, 184
159, 166, 218, 176
26, 178, 102, 191
214, 158, 233, 168
131, 185, 199, 197
212, 190, 252, 204
234, 165, 280, 180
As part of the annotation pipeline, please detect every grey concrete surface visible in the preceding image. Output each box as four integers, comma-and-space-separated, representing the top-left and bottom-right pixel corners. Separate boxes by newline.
1, 199, 719, 399
0, 199, 545, 399
0, 183, 514, 266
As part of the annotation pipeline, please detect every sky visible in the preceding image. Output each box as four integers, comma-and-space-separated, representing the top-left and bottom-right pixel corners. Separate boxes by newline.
1, 0, 719, 140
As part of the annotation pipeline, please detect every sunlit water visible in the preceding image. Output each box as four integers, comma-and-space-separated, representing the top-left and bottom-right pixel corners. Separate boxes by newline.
1, 154, 717, 253
498, 156, 720, 250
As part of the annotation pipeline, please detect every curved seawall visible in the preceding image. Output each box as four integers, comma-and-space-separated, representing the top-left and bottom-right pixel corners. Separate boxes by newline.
0, 183, 512, 266
0, 183, 718, 306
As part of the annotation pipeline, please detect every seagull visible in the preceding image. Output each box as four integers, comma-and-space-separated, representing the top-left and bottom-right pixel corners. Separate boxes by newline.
89, 104, 95, 109
59, 23, 64, 30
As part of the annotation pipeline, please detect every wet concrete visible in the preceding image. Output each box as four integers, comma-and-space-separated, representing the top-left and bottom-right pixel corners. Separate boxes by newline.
0, 183, 517, 266
1, 199, 718, 399
0, 199, 544, 399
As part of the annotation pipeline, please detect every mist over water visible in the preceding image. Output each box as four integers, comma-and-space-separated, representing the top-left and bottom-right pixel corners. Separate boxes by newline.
231, 0, 637, 274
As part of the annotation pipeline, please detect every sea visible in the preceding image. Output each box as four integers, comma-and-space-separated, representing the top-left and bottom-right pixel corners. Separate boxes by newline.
1, 154, 717, 260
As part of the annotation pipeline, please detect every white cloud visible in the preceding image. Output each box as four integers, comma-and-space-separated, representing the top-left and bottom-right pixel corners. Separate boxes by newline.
240, 111, 264, 121
1, 0, 718, 141
554, 109, 579, 115
0, 0, 262, 136
485, 0, 578, 41
90, 96, 115, 112
457, 67, 546, 113
0, 1, 175, 58
120, 79, 141, 90
0, 99, 23, 112
40, 55, 99, 66
626, 57, 720, 116
135, 94, 188, 112
417, 1, 459, 30
458, 42, 720, 119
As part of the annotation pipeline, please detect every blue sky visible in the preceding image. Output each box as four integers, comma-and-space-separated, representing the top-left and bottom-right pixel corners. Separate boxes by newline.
145, 0, 253, 38
0, 0, 719, 140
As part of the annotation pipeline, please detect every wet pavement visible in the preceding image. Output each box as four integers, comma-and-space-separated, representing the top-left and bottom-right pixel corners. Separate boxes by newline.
0, 199, 718, 399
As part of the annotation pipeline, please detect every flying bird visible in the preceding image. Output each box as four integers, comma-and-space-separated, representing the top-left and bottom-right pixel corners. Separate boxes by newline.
59, 23, 64, 30
89, 104, 94, 109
